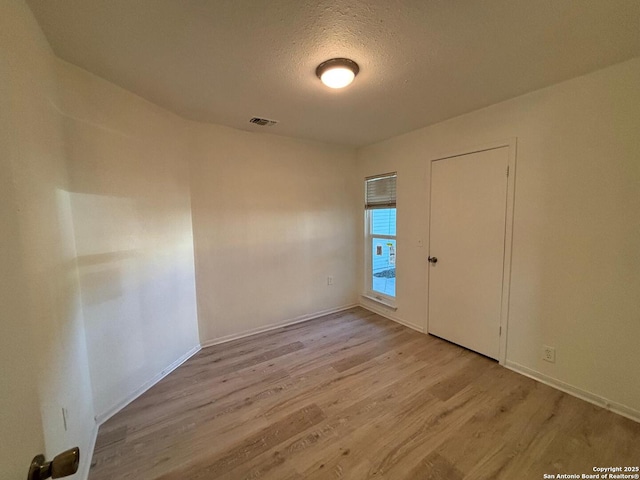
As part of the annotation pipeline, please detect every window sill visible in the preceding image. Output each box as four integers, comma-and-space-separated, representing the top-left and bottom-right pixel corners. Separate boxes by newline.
361, 294, 398, 311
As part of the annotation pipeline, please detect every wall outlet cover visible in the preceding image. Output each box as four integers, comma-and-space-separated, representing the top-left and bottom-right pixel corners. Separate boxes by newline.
542, 345, 556, 363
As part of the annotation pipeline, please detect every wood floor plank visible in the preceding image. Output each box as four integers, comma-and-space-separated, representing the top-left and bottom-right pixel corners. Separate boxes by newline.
89, 307, 640, 480
406, 451, 465, 480
156, 404, 326, 480
258, 363, 448, 476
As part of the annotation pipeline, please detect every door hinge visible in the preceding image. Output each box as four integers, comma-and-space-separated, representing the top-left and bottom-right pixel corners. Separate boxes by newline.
499, 326, 502, 336
506, 165, 510, 177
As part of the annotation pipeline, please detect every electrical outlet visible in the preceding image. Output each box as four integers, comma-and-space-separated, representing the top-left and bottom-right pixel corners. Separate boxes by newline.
542, 345, 556, 363
327, 276, 333, 286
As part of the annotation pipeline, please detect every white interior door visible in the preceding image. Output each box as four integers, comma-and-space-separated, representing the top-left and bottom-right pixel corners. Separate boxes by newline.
428, 147, 509, 360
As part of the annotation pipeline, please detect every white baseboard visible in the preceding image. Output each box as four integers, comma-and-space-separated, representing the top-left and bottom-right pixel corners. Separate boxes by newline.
359, 302, 425, 333
80, 422, 99, 480
94, 344, 201, 426
200, 303, 358, 349
505, 360, 640, 424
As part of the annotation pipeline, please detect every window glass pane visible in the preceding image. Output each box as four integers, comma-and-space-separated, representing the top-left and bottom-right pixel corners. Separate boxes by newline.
370, 208, 396, 236
371, 238, 396, 297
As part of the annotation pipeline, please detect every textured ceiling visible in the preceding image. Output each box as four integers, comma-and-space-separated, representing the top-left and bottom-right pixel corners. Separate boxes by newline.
26, 0, 640, 146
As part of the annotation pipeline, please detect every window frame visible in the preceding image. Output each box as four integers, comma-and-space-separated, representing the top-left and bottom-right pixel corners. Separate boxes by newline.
364, 173, 397, 307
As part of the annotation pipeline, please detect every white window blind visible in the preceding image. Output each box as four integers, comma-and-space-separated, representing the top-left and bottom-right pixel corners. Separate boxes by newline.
365, 173, 397, 209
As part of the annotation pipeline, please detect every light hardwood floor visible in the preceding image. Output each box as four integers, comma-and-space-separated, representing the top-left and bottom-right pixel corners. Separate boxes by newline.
89, 307, 640, 479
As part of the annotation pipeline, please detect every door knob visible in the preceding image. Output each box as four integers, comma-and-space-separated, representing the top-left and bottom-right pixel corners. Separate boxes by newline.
28, 447, 79, 480
428, 256, 438, 264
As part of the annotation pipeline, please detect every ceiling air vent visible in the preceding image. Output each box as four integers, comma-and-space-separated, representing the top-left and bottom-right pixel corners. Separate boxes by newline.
249, 117, 278, 127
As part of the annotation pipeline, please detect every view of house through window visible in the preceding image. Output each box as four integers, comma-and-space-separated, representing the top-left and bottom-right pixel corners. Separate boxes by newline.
365, 174, 397, 301
370, 209, 396, 296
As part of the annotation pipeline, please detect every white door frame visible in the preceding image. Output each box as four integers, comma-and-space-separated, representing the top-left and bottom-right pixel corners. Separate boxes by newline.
425, 138, 517, 366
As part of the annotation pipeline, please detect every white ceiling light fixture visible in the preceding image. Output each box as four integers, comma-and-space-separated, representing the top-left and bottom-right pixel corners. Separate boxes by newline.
316, 58, 360, 89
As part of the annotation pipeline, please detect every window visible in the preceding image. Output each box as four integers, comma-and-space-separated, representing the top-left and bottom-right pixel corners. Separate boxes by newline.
365, 173, 397, 304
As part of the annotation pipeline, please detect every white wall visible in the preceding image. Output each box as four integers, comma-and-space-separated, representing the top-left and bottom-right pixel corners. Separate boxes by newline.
55, 61, 201, 420
1, 3, 201, 477
357, 57, 640, 417
189, 123, 359, 343
0, 4, 46, 476
0, 0, 95, 477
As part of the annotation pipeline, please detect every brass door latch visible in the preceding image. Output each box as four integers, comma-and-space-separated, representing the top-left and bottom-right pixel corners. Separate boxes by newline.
28, 447, 79, 480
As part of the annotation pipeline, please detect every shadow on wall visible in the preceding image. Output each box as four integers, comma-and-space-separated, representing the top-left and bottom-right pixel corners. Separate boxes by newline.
68, 190, 198, 416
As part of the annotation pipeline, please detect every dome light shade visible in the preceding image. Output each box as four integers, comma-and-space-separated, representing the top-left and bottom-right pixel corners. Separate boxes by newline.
316, 58, 359, 89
